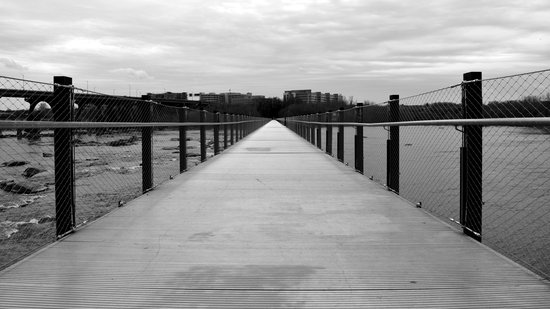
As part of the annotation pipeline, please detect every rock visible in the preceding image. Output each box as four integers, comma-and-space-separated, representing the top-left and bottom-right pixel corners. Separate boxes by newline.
170, 138, 179, 141
74, 139, 101, 147
0, 180, 48, 194
1, 160, 29, 167
106, 136, 138, 147
42, 152, 53, 158
0, 221, 19, 239
187, 153, 200, 157
38, 216, 55, 224
0, 202, 20, 212
162, 146, 179, 151
22, 167, 47, 178
84, 160, 108, 167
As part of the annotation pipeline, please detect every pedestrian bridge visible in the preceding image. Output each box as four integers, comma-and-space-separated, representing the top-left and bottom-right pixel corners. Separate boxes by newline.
1, 120, 549, 308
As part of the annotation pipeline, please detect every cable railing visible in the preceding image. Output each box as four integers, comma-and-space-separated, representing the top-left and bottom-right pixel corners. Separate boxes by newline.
0, 75, 267, 270
282, 69, 550, 279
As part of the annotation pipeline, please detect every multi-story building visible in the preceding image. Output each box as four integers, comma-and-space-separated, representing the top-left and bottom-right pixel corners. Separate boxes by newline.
200, 92, 265, 105
323, 93, 331, 104
199, 93, 224, 105
331, 94, 343, 105
284, 90, 312, 104
146, 92, 188, 100
284, 89, 342, 105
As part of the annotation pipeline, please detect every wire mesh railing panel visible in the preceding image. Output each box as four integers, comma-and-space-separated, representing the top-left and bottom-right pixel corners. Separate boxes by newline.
483, 70, 550, 118
483, 126, 550, 276
363, 127, 387, 186
397, 86, 463, 221
399, 126, 461, 219
73, 127, 142, 224
479, 70, 550, 277
151, 104, 183, 186
0, 77, 57, 269
360, 105, 389, 186
72, 87, 147, 227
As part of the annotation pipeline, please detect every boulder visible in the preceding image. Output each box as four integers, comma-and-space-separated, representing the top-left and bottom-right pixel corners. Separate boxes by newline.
22, 167, 47, 178
0, 180, 48, 194
106, 136, 138, 147
1, 160, 29, 167
38, 216, 55, 224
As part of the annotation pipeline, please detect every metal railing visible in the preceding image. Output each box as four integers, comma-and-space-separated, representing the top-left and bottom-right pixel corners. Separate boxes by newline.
282, 69, 550, 279
0, 75, 267, 270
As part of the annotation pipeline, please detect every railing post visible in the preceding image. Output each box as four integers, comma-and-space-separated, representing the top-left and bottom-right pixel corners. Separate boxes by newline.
316, 113, 322, 149
298, 116, 302, 138
230, 114, 235, 145
298, 116, 303, 138
247, 115, 249, 136
235, 115, 240, 142
52, 76, 75, 237
178, 107, 188, 172
223, 113, 228, 149
214, 112, 220, 155
301, 115, 305, 139
386, 95, 400, 193
141, 101, 153, 193
337, 108, 344, 162
237, 115, 243, 141
245, 115, 248, 136
355, 103, 364, 174
306, 115, 311, 142
310, 114, 315, 145
200, 109, 207, 162
460, 71, 483, 241
326, 112, 332, 155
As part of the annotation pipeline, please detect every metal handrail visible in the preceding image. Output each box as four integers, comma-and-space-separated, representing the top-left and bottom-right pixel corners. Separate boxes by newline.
284, 117, 550, 127
0, 120, 261, 129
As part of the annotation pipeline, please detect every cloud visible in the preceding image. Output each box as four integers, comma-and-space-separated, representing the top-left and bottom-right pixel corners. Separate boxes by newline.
1, 0, 549, 101
0, 58, 27, 71
110, 68, 153, 80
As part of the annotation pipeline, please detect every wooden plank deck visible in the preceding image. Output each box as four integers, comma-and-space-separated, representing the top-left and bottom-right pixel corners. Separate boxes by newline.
1, 120, 549, 308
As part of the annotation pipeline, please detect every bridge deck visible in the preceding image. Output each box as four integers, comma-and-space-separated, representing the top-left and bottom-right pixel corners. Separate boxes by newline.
1, 120, 549, 308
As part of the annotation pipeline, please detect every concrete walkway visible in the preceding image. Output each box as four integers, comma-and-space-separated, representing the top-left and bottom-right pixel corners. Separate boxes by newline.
1, 120, 549, 308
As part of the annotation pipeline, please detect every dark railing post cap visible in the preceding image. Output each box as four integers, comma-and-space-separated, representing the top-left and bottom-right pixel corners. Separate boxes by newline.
463, 71, 482, 81
53, 76, 72, 84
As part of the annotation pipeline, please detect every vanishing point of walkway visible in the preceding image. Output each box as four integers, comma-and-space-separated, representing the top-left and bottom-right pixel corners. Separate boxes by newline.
1, 121, 549, 308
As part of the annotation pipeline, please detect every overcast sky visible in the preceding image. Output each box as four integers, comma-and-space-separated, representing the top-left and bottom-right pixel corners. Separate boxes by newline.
1, 0, 549, 102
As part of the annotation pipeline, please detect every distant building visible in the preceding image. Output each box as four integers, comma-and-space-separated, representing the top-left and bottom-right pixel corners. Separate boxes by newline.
199, 93, 224, 104
284, 89, 342, 105
284, 90, 312, 104
331, 94, 343, 104
323, 93, 331, 104
146, 92, 187, 100
200, 92, 264, 105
